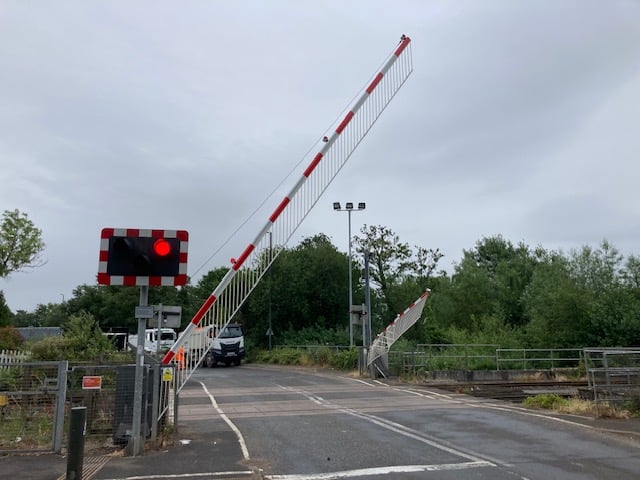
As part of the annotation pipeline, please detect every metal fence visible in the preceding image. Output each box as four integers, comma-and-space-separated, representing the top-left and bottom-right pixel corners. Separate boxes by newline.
0, 360, 67, 453
398, 345, 584, 374
68, 361, 177, 449
400, 344, 499, 374
584, 348, 640, 412
274, 345, 351, 354
496, 348, 582, 370
0, 356, 177, 454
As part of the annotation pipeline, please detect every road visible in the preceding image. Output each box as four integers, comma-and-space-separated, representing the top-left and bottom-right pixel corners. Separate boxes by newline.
157, 364, 640, 480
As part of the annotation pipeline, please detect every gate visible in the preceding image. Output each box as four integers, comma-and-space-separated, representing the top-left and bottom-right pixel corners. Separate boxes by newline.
583, 348, 640, 412
68, 362, 177, 448
0, 360, 68, 454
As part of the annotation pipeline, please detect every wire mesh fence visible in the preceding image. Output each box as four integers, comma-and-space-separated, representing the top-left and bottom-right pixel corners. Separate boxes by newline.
69, 362, 177, 448
0, 360, 67, 453
0, 357, 176, 454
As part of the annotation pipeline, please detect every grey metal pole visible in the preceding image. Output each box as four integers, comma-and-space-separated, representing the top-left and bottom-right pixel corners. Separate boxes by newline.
150, 363, 160, 445
53, 360, 68, 453
348, 210, 353, 347
268, 231, 273, 350
155, 304, 163, 357
130, 285, 149, 456
365, 251, 372, 348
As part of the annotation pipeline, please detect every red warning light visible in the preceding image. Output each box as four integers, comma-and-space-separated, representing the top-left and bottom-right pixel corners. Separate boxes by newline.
153, 238, 172, 257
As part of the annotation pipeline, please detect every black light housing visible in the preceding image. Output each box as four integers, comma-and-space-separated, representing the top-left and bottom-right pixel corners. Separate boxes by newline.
106, 236, 180, 276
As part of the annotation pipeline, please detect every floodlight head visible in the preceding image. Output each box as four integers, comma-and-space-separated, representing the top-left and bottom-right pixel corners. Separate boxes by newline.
346, 202, 354, 210
358, 202, 366, 210
333, 202, 341, 210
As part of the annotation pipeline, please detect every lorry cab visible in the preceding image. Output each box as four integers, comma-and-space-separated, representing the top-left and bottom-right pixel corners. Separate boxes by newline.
204, 323, 245, 367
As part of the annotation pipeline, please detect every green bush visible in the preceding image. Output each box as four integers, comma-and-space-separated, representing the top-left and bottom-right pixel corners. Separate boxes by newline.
312, 347, 332, 367
330, 348, 358, 370
623, 390, 640, 416
522, 394, 569, 410
253, 348, 305, 365
252, 347, 358, 370
0, 367, 21, 390
29, 312, 115, 361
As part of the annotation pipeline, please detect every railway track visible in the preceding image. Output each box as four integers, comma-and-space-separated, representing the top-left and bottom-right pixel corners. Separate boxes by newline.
418, 380, 590, 402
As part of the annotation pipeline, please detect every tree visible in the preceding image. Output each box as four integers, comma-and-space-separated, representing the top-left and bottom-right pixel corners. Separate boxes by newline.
566, 241, 640, 346
0, 209, 45, 278
184, 267, 228, 327
447, 236, 539, 329
353, 225, 414, 321
0, 326, 23, 350
523, 253, 594, 347
0, 290, 11, 327
64, 283, 188, 332
246, 234, 349, 347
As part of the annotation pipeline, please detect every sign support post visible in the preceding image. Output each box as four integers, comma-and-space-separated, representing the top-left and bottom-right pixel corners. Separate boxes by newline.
130, 285, 148, 457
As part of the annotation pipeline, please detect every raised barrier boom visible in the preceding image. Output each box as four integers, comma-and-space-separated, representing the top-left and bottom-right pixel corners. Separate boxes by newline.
367, 290, 430, 368
162, 36, 414, 393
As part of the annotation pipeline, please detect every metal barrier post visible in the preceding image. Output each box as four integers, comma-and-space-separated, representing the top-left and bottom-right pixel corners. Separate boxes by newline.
66, 406, 87, 480
53, 360, 68, 453
151, 363, 160, 446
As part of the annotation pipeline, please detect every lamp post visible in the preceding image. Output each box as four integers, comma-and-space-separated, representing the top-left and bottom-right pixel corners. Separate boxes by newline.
267, 231, 274, 350
333, 201, 366, 346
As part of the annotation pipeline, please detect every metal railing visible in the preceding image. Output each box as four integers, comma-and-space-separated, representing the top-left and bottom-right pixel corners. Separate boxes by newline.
401, 344, 499, 373
273, 345, 351, 354
496, 348, 582, 370
583, 348, 640, 412
398, 345, 584, 374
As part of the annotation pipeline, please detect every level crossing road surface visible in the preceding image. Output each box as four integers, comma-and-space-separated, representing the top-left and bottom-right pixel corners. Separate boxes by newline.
93, 364, 640, 480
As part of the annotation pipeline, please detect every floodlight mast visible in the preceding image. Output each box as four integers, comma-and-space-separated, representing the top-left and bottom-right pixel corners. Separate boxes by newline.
333, 202, 366, 346
162, 35, 413, 392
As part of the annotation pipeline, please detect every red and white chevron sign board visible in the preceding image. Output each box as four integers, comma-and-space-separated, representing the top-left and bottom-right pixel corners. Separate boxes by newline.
97, 228, 189, 286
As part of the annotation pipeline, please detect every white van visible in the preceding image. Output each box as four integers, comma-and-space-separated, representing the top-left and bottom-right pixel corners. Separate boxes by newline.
128, 328, 177, 354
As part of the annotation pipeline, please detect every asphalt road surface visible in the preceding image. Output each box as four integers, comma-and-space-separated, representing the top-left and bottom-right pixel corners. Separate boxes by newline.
159, 364, 640, 480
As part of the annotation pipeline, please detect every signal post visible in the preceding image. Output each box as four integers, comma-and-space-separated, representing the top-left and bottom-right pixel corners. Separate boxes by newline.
97, 228, 188, 456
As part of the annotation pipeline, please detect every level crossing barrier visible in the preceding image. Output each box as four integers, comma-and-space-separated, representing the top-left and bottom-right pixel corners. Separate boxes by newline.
162, 35, 414, 394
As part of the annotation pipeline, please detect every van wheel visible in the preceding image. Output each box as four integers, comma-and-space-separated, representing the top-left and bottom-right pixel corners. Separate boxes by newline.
205, 356, 214, 368
234, 358, 241, 366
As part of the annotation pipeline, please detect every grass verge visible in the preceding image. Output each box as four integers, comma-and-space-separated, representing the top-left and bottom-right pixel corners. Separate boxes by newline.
523, 394, 634, 418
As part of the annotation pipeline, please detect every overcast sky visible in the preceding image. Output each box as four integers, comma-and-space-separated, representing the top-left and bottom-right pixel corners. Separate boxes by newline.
1, 1, 639, 313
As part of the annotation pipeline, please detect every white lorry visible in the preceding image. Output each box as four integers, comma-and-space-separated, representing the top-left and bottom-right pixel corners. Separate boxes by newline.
128, 328, 177, 354
205, 323, 245, 367
179, 323, 245, 367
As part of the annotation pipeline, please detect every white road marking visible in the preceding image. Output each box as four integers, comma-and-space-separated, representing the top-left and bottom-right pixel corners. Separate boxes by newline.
199, 380, 251, 460
278, 385, 499, 465
266, 461, 494, 479
399, 384, 606, 432
98, 472, 253, 480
